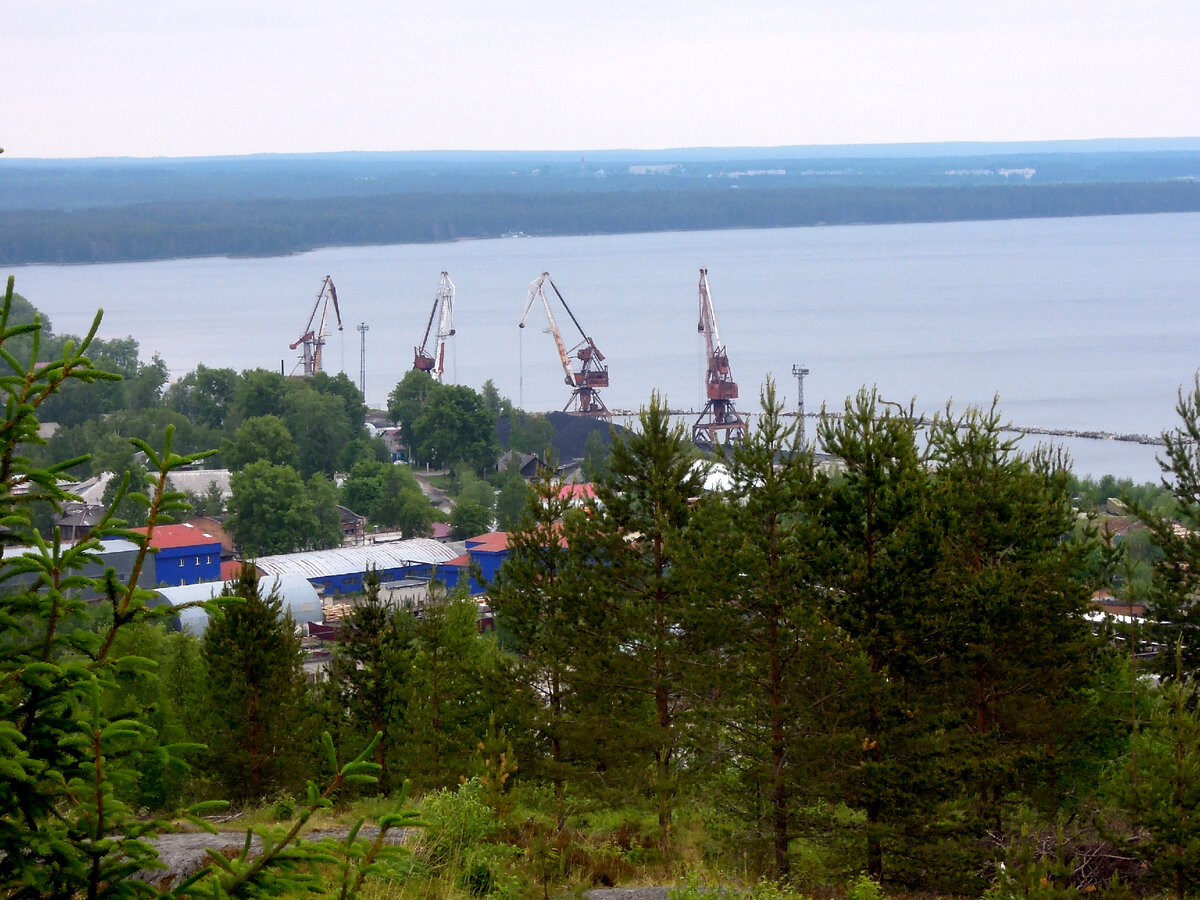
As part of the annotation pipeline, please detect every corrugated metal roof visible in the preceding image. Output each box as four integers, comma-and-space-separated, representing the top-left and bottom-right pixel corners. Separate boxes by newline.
253, 539, 458, 580
8, 537, 141, 556
166, 468, 231, 500
152, 574, 323, 635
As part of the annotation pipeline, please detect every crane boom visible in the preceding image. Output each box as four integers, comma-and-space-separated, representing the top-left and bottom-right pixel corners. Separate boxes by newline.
698, 268, 735, 402
518, 272, 611, 420
520, 273, 574, 386
414, 271, 456, 382
290, 276, 343, 376
693, 268, 745, 447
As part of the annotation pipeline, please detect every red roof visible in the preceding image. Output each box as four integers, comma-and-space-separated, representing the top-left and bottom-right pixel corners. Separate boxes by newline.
556, 483, 597, 501
465, 531, 510, 553
220, 559, 246, 581
129, 523, 222, 550
442, 553, 471, 567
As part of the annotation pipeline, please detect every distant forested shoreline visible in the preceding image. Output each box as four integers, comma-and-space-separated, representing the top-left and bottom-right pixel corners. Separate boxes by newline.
4, 181, 1200, 266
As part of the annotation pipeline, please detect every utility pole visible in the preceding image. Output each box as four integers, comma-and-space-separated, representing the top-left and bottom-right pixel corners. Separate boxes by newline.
792, 363, 810, 448
357, 322, 369, 400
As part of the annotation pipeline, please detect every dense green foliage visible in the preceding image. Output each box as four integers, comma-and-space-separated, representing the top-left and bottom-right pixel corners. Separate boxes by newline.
13, 267, 1200, 897
451, 501, 493, 540
227, 460, 341, 557
493, 387, 1112, 890
8, 287, 462, 553
325, 580, 505, 795
198, 568, 314, 802
341, 460, 434, 537
0, 277, 203, 896
1137, 375, 1200, 677
0, 275, 420, 898
412, 384, 501, 475
681, 382, 843, 879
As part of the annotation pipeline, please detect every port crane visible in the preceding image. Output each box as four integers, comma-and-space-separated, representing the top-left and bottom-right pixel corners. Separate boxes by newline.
693, 268, 745, 447
290, 275, 343, 376
413, 271, 456, 382
519, 272, 611, 421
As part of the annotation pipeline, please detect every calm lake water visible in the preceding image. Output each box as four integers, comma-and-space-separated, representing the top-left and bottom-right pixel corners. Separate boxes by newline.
11, 212, 1200, 483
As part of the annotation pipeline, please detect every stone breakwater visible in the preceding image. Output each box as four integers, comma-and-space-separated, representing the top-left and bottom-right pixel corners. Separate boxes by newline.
649, 410, 1166, 447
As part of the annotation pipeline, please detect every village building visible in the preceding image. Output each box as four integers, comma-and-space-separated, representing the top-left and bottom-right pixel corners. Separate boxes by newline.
129, 522, 223, 587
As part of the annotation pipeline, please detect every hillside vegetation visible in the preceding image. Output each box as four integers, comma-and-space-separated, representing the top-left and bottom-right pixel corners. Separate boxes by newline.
5, 273, 1200, 899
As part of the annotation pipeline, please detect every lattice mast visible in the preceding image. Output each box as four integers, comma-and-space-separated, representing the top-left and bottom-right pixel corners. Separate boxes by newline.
413, 271, 456, 382
519, 272, 611, 421
693, 268, 746, 447
289, 275, 343, 376
792, 363, 810, 449
357, 322, 369, 397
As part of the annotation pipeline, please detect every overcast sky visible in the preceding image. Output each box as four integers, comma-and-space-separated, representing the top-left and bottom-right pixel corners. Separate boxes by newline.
6, 0, 1199, 159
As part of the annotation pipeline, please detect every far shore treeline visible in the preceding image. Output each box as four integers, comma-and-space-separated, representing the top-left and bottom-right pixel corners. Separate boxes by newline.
5, 182, 1200, 266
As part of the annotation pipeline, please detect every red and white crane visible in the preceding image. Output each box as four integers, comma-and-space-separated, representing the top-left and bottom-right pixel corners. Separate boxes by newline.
290, 275, 343, 376
519, 272, 611, 421
413, 271, 456, 382
693, 268, 745, 447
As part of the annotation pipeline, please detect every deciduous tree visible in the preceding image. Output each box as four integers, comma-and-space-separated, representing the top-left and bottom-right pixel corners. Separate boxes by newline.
387, 368, 435, 456
451, 501, 492, 540
223, 413, 300, 471
163, 363, 239, 429
228, 460, 320, 556
413, 383, 500, 475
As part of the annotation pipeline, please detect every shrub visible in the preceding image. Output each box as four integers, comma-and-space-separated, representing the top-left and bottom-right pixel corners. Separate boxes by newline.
418, 777, 502, 867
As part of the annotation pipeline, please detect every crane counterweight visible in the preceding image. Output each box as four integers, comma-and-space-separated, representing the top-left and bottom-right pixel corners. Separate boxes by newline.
413, 271, 456, 382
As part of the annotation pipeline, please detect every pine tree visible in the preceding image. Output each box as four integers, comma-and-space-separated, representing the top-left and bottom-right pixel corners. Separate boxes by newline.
330, 566, 413, 792
405, 596, 499, 789
0, 275, 414, 898
586, 393, 706, 845
816, 388, 941, 882
1122, 644, 1200, 900
492, 464, 597, 825
1139, 374, 1200, 677
924, 402, 1097, 888
200, 567, 313, 803
684, 381, 848, 879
